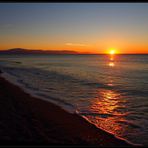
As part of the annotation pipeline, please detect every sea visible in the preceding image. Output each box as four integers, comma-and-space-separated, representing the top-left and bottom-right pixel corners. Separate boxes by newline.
0, 54, 148, 146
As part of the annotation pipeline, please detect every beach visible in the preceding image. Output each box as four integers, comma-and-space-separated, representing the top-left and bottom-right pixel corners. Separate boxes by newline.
1, 3, 148, 146
0, 70, 132, 146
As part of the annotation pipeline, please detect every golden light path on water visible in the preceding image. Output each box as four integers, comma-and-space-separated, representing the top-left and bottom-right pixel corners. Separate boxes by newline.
81, 52, 131, 140
88, 88, 128, 135
108, 52, 115, 67
109, 62, 115, 67
84, 84, 130, 139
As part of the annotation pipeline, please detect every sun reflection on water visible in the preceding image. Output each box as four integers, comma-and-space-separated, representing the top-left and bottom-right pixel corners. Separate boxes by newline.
91, 89, 126, 116
109, 62, 115, 67
79, 53, 131, 140
85, 88, 129, 138
110, 54, 114, 61
108, 53, 115, 67
107, 79, 114, 86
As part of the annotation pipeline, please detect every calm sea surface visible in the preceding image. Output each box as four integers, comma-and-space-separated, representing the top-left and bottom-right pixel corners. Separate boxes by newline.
0, 54, 148, 145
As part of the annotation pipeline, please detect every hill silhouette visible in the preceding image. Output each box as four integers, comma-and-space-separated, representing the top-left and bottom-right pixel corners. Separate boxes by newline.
0, 48, 79, 55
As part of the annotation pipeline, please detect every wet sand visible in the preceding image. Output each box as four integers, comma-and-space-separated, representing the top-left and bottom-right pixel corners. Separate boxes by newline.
0, 70, 132, 146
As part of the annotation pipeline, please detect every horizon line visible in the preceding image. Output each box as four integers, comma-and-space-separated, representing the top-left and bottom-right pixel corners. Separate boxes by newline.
0, 48, 148, 55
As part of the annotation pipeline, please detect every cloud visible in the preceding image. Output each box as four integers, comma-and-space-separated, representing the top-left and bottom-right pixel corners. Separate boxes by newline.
65, 43, 87, 46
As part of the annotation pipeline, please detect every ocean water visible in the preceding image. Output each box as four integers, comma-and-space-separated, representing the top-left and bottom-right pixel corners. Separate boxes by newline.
0, 54, 148, 145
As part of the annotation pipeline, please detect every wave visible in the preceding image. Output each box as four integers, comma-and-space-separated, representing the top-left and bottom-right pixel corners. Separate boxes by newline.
79, 112, 116, 118
1, 65, 148, 100
0, 58, 147, 146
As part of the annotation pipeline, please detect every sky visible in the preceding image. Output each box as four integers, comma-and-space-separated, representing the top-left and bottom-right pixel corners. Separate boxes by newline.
0, 3, 148, 54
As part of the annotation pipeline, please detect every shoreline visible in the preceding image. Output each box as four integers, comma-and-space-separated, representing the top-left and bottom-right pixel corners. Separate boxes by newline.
0, 70, 133, 146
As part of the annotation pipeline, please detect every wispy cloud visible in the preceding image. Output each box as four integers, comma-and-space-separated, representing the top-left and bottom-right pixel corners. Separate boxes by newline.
65, 43, 87, 47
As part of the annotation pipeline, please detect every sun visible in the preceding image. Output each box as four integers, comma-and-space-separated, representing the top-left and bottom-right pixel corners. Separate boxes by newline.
105, 48, 119, 55
110, 50, 115, 55
109, 48, 116, 55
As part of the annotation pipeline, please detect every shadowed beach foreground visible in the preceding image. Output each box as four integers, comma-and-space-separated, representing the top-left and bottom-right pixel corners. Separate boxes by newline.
0, 70, 132, 146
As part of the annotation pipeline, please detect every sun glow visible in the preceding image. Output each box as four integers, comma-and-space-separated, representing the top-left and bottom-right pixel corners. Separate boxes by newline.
105, 48, 119, 55
109, 49, 116, 55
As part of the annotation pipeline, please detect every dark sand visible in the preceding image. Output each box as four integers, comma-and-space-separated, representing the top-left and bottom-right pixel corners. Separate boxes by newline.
0, 70, 132, 146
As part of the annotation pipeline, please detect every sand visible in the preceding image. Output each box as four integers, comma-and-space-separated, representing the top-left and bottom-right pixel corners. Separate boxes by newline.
0, 70, 132, 146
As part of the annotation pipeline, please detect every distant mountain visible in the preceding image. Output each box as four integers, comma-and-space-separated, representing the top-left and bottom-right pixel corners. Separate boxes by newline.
0, 48, 79, 55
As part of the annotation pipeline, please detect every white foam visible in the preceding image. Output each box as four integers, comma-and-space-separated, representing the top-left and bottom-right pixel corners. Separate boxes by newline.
1, 72, 76, 114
